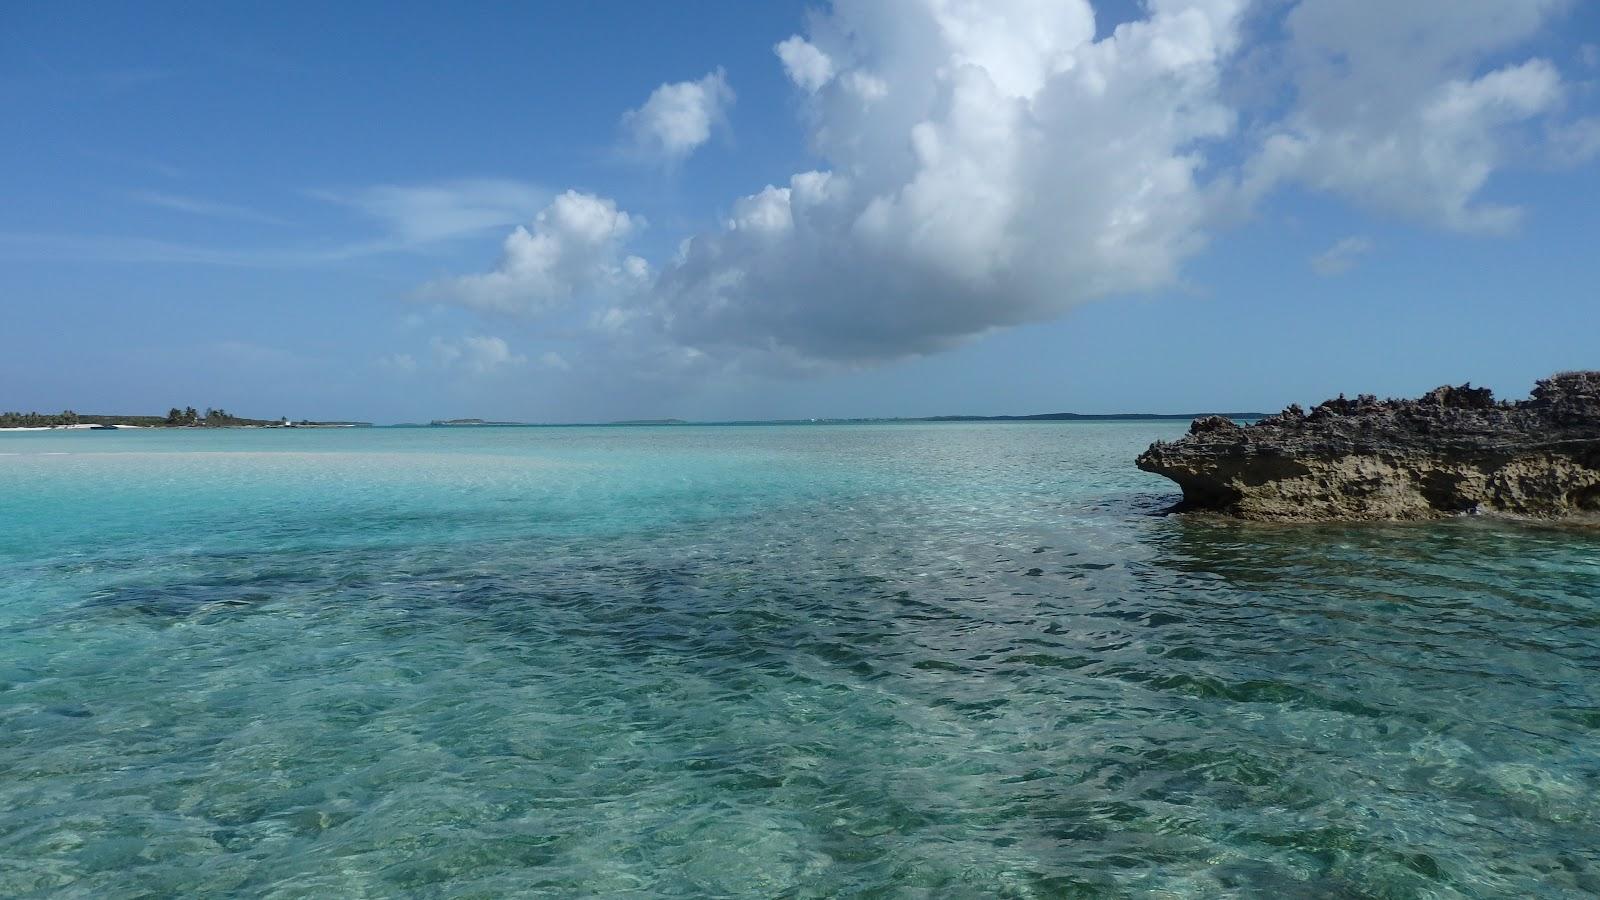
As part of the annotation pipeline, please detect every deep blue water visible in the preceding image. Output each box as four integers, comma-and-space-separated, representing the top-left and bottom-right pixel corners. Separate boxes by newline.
2, 424, 1598, 897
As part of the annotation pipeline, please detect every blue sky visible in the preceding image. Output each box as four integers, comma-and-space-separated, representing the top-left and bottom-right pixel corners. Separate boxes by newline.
3, 0, 1598, 423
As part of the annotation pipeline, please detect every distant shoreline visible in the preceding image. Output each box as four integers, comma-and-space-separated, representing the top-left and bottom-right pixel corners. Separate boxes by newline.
3, 412, 1263, 432
0, 422, 371, 431
409, 413, 1267, 428
0, 423, 148, 432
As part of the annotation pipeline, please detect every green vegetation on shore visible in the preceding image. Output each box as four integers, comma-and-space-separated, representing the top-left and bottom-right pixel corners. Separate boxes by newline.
1, 407, 371, 428
1, 410, 86, 428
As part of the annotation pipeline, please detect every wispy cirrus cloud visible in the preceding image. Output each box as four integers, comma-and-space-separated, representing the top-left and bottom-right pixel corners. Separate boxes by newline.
0, 232, 299, 266
0, 231, 398, 267
127, 190, 288, 225
311, 178, 548, 244
77, 147, 184, 179
2, 177, 547, 267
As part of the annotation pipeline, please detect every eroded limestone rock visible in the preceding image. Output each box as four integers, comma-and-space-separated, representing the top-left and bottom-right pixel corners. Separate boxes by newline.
1136, 372, 1600, 522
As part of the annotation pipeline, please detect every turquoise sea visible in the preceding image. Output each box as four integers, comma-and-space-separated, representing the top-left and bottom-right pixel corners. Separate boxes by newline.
2, 424, 1598, 897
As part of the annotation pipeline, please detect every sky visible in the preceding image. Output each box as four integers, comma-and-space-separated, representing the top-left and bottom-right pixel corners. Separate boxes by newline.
3, 0, 1598, 423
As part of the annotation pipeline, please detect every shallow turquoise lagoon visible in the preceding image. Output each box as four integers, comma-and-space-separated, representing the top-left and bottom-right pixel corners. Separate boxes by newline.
2, 424, 1598, 897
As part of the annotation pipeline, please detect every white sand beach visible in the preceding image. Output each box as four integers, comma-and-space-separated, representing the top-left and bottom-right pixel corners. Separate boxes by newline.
0, 424, 146, 431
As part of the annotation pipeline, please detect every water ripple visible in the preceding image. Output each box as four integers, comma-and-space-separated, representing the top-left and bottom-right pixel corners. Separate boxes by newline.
2, 424, 1598, 896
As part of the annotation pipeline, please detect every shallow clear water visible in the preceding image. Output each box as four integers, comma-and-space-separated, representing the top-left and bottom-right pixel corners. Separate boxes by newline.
2, 424, 1598, 897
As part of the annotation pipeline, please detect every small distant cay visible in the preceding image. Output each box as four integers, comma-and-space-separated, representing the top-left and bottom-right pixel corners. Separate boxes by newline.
1137, 372, 1600, 523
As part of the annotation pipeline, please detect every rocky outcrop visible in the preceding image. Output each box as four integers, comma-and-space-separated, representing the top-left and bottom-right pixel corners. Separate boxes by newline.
1136, 372, 1600, 522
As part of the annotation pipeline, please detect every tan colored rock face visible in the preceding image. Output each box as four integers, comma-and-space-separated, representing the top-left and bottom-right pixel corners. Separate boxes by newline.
1169, 453, 1600, 522
1137, 373, 1600, 523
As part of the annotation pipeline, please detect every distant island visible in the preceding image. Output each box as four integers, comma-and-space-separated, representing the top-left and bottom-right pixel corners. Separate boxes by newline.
0, 407, 370, 430
431, 417, 689, 426
424, 417, 688, 427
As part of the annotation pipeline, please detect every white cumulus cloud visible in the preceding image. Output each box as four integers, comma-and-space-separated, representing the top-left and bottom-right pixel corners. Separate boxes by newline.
430, 335, 527, 375
634, 0, 1249, 364
775, 37, 834, 93
1242, 0, 1573, 233
420, 190, 648, 314
426, 0, 1593, 374
622, 69, 735, 163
